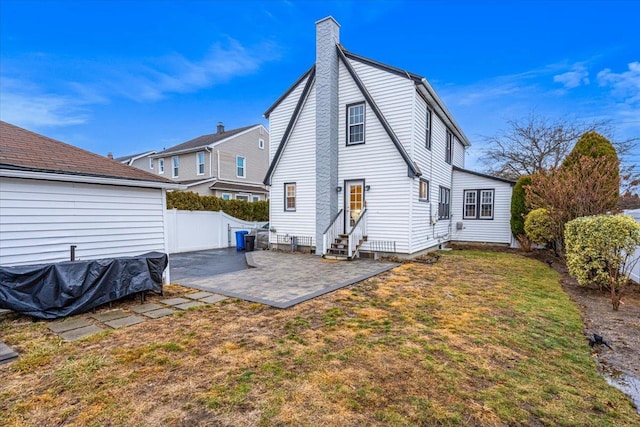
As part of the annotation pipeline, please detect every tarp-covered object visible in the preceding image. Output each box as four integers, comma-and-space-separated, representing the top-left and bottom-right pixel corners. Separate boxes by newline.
0, 252, 168, 319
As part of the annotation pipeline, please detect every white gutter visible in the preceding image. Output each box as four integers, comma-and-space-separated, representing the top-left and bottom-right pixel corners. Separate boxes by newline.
0, 169, 186, 190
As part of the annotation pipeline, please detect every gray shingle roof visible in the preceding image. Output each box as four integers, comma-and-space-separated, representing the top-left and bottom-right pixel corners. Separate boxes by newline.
155, 125, 259, 156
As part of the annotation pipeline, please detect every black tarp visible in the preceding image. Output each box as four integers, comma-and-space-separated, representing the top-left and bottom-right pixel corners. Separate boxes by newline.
0, 252, 168, 319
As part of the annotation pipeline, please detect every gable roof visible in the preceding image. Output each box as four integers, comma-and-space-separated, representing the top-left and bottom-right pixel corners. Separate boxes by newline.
115, 150, 156, 164
0, 121, 173, 185
154, 124, 263, 157
452, 166, 516, 185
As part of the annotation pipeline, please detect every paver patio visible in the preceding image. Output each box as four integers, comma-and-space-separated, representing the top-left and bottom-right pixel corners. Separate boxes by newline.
176, 251, 398, 308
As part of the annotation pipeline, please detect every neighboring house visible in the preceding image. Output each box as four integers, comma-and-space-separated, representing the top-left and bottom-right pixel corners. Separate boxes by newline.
151, 122, 270, 201
0, 121, 181, 283
264, 17, 514, 258
115, 150, 157, 172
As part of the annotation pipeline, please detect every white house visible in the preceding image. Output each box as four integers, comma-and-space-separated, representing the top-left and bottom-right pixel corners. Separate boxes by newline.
0, 121, 182, 282
263, 17, 514, 258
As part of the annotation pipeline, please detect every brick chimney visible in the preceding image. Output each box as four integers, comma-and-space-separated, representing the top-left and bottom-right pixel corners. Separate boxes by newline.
217, 122, 224, 134
315, 16, 340, 255
107, 152, 113, 160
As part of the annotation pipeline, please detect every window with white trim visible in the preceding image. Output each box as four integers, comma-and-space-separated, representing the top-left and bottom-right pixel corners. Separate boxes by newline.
347, 103, 365, 145
258, 139, 264, 150
236, 156, 246, 178
149, 158, 154, 169
196, 152, 205, 175
236, 194, 249, 201
438, 186, 450, 219
419, 179, 429, 201
426, 107, 432, 150
463, 189, 495, 219
158, 159, 164, 174
221, 193, 231, 200
446, 130, 453, 164
285, 183, 296, 211
252, 195, 260, 202
172, 156, 179, 178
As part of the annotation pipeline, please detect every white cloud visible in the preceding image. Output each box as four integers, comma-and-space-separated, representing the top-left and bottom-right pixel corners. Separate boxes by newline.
597, 61, 640, 104
553, 63, 590, 88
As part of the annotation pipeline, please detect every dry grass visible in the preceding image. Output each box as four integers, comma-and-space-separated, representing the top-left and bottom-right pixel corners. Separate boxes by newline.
1, 250, 638, 426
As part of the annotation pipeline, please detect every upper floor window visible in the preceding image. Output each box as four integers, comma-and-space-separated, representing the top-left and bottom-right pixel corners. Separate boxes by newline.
446, 130, 453, 165
347, 102, 365, 145
285, 183, 296, 211
258, 139, 265, 150
149, 158, 154, 169
438, 186, 450, 219
236, 156, 246, 178
172, 156, 179, 178
426, 107, 432, 150
196, 152, 205, 175
159, 159, 165, 174
464, 189, 495, 219
419, 179, 429, 201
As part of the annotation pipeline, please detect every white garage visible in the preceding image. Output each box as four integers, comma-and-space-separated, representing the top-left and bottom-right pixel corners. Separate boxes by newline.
0, 121, 180, 283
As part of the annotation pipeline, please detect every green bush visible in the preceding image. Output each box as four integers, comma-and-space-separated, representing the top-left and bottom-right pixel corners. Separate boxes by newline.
565, 215, 640, 310
524, 208, 554, 246
510, 175, 532, 237
166, 191, 269, 221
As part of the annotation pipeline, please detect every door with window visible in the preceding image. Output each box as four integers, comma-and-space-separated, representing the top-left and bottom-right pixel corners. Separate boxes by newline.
344, 180, 365, 233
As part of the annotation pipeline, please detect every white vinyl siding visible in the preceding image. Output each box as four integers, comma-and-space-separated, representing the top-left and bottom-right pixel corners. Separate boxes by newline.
0, 177, 166, 266
453, 138, 465, 168
452, 169, 513, 244
269, 80, 317, 243
268, 76, 309, 163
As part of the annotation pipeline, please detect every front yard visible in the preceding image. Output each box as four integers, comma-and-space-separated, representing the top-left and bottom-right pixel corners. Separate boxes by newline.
1, 250, 638, 426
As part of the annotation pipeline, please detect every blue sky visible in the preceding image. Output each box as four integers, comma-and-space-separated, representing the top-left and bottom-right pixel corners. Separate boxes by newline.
1, 0, 638, 170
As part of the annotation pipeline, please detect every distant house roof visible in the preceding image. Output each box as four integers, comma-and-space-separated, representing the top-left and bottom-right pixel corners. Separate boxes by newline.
210, 180, 268, 194
0, 121, 174, 185
154, 124, 264, 157
115, 150, 156, 165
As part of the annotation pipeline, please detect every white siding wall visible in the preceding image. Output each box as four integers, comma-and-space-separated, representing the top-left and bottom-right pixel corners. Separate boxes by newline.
339, 61, 412, 253
453, 138, 465, 168
451, 170, 513, 244
269, 82, 317, 244
268, 76, 308, 163
0, 177, 166, 266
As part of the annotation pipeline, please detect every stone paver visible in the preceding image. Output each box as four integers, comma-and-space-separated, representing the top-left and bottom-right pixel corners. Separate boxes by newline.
130, 303, 164, 314
59, 325, 104, 341
142, 308, 175, 319
186, 291, 214, 300
199, 294, 228, 304
91, 309, 129, 322
177, 251, 398, 308
104, 315, 145, 329
0, 342, 19, 364
174, 301, 206, 310
160, 297, 191, 306
48, 317, 93, 333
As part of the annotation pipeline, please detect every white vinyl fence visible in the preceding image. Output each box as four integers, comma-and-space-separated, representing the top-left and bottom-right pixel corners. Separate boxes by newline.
166, 209, 267, 254
626, 209, 640, 284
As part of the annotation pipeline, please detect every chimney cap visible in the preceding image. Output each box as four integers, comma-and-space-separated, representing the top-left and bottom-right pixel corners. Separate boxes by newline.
315, 16, 340, 27
217, 122, 224, 134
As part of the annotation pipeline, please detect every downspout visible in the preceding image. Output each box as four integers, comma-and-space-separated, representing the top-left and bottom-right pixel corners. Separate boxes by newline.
206, 146, 212, 177
217, 150, 221, 180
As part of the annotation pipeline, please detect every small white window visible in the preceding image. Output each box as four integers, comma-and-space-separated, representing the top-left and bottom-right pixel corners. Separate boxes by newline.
258, 139, 265, 150
236, 156, 246, 178
172, 156, 179, 178
347, 103, 365, 145
236, 194, 249, 201
285, 183, 296, 211
149, 158, 154, 169
221, 193, 231, 200
419, 179, 429, 201
196, 152, 205, 175
158, 159, 164, 174
252, 195, 260, 202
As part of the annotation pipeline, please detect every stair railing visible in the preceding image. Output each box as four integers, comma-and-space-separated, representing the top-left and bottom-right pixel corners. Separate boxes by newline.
322, 209, 344, 255
348, 208, 367, 258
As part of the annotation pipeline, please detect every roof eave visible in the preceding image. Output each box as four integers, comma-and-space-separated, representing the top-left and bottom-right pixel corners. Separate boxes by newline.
417, 80, 471, 147
452, 166, 516, 185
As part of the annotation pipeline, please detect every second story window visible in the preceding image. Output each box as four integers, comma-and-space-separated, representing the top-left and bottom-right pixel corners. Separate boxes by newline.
426, 107, 432, 150
149, 158, 154, 169
347, 102, 365, 145
197, 152, 205, 175
172, 156, 179, 178
446, 130, 453, 165
236, 156, 246, 178
159, 159, 165, 174
258, 139, 265, 150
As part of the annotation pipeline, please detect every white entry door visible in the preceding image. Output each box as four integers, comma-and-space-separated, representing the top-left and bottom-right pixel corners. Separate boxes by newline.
345, 180, 364, 233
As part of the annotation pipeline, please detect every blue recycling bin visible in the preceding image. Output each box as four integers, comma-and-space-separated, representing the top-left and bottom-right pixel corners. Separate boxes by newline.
235, 230, 249, 251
